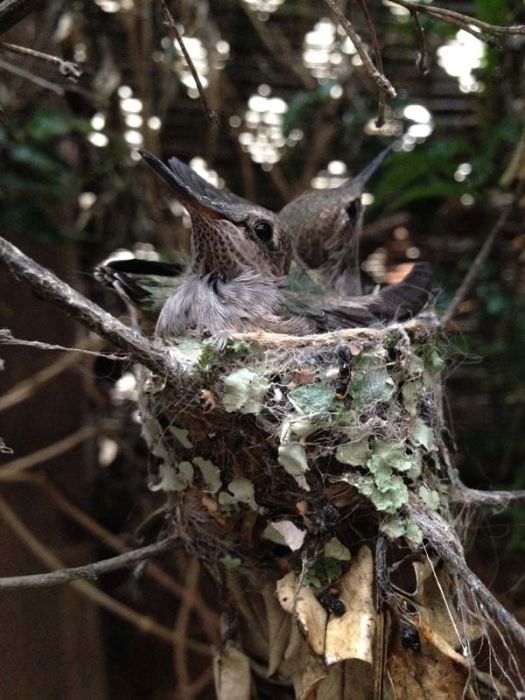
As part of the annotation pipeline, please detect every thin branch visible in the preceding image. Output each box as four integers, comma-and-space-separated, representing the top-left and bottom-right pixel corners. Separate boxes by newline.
0, 236, 178, 378
13, 474, 220, 637
0, 41, 81, 80
355, 0, 387, 126
0, 56, 64, 95
409, 494, 525, 649
0, 535, 177, 590
0, 425, 99, 479
239, 0, 317, 91
452, 486, 525, 509
0, 336, 102, 413
322, 0, 397, 101
441, 206, 512, 326
174, 557, 201, 698
389, 0, 525, 40
0, 496, 211, 654
0, 0, 43, 35
0, 330, 127, 361
410, 7, 429, 75
161, 0, 218, 127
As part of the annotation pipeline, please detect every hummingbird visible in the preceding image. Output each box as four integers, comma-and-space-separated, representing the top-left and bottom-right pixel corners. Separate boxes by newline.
279, 146, 392, 296
98, 150, 431, 340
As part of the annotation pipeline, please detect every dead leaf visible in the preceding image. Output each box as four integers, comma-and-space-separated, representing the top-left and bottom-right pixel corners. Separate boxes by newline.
263, 583, 292, 677
276, 572, 328, 655
325, 546, 376, 666
213, 643, 252, 700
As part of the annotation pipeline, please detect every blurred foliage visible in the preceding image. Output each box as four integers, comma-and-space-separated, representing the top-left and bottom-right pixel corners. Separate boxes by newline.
0, 110, 89, 243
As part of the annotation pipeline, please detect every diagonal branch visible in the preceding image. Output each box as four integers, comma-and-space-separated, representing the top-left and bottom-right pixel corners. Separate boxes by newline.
322, 0, 396, 102
0, 0, 43, 35
441, 205, 512, 326
161, 0, 218, 126
0, 236, 178, 378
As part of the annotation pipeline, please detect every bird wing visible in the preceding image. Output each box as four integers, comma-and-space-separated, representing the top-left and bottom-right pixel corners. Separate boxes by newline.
283, 262, 432, 331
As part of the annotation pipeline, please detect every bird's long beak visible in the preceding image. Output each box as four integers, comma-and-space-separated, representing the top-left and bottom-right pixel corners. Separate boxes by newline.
345, 144, 393, 194
139, 149, 243, 223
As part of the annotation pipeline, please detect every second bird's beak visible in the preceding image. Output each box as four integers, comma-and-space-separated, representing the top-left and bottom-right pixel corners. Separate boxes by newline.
139, 149, 243, 224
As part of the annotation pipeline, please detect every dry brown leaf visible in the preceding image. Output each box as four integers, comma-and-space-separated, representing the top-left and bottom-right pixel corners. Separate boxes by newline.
387, 634, 469, 699
276, 572, 327, 655
263, 583, 292, 676
213, 643, 252, 700
413, 560, 483, 648
316, 660, 375, 700
325, 545, 375, 666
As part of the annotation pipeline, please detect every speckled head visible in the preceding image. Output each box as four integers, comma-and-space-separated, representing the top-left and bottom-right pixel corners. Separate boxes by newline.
139, 150, 292, 279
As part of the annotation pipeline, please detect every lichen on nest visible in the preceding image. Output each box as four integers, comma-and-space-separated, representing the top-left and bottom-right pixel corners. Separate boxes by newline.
120, 316, 520, 696
138, 316, 448, 571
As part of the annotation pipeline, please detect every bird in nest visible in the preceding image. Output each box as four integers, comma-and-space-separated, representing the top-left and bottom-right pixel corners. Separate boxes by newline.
95, 150, 431, 340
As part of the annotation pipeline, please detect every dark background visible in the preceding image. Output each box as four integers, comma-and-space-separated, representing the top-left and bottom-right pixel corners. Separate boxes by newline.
0, 1, 524, 697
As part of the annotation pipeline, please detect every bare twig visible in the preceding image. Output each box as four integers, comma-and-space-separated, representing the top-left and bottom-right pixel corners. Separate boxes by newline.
0, 330, 127, 361
0, 236, 178, 378
410, 8, 429, 75
0, 534, 177, 589
0, 0, 43, 35
161, 0, 218, 127
0, 42, 81, 80
0, 425, 99, 479
0, 336, 102, 414
389, 0, 525, 41
0, 496, 211, 654
355, 0, 387, 126
0, 56, 64, 95
322, 0, 396, 102
174, 557, 202, 698
21, 475, 220, 637
441, 206, 512, 326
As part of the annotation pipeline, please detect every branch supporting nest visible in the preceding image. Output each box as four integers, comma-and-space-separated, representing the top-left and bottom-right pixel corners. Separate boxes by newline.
0, 236, 179, 379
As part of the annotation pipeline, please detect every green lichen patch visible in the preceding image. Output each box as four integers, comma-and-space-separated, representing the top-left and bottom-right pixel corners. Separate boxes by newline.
222, 368, 270, 414
169, 425, 193, 449
418, 484, 441, 510
335, 438, 371, 467
288, 383, 336, 415
151, 461, 194, 492
193, 456, 221, 493
350, 346, 395, 410
278, 442, 310, 490
219, 478, 257, 511
324, 537, 351, 561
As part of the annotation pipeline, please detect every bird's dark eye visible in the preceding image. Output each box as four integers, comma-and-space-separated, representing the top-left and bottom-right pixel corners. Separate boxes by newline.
254, 220, 273, 243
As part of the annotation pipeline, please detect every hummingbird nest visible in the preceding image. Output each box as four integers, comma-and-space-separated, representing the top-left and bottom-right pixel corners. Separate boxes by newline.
137, 316, 515, 699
